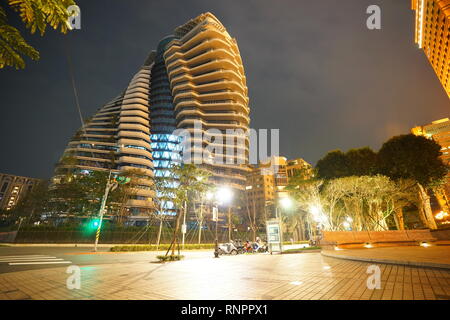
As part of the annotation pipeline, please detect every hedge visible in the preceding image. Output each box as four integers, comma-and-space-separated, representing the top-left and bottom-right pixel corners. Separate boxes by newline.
111, 241, 310, 252
110, 243, 216, 252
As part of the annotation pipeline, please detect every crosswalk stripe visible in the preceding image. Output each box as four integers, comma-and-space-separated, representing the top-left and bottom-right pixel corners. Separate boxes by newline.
0, 256, 56, 261
0, 255, 48, 258
9, 261, 72, 265
1, 258, 65, 263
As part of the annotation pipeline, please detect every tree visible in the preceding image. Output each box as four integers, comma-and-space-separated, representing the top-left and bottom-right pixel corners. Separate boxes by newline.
164, 164, 211, 257
316, 147, 377, 179
316, 150, 349, 179
377, 134, 448, 229
10, 179, 51, 222
1, 0, 77, 69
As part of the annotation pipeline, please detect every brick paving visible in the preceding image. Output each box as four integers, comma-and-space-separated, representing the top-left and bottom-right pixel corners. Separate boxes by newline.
0, 252, 449, 300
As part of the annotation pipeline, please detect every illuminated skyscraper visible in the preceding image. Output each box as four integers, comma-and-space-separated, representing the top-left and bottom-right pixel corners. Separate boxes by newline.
412, 118, 450, 212
412, 0, 450, 98
55, 12, 251, 219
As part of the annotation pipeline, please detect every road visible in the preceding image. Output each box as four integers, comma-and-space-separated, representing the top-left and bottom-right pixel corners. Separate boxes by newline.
0, 246, 212, 274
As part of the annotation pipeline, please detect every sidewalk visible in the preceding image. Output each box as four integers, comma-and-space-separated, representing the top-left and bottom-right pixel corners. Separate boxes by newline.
322, 246, 450, 270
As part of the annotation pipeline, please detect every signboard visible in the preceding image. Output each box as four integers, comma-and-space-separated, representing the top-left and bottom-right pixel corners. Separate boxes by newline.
212, 207, 218, 222
181, 224, 187, 234
266, 219, 282, 253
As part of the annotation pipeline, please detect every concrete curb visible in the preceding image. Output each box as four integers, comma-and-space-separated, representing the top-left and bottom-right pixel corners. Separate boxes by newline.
321, 251, 450, 270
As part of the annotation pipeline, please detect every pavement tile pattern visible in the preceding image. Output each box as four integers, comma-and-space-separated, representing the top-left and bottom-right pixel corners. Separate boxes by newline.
0, 252, 449, 300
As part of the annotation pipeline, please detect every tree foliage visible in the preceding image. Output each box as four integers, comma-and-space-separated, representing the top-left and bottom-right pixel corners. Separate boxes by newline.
377, 134, 448, 188
316, 147, 377, 179
0, 0, 76, 69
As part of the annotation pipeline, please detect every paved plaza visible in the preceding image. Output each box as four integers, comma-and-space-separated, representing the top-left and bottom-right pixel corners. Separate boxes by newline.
0, 249, 449, 300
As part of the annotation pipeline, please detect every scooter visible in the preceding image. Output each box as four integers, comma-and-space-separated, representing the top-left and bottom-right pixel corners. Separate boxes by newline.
217, 242, 239, 255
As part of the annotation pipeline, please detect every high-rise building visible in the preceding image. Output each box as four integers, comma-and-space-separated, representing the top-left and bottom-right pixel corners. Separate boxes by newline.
0, 173, 43, 211
411, 118, 450, 210
412, 0, 450, 98
163, 12, 251, 191
54, 55, 155, 216
245, 157, 312, 222
54, 12, 251, 218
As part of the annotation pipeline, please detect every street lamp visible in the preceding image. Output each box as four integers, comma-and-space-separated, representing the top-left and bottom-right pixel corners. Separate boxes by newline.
277, 196, 292, 253
213, 186, 233, 258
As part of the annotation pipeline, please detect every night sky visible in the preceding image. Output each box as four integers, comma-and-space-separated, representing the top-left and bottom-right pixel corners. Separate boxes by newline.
0, 0, 448, 179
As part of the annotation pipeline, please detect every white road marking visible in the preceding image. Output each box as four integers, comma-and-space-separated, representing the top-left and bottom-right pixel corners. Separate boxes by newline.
3, 259, 65, 263
9, 261, 72, 265
0, 256, 57, 262
0, 255, 72, 266
0, 255, 48, 258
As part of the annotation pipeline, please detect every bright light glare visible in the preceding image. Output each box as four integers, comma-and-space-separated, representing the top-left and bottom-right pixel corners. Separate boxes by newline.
420, 242, 430, 247
343, 221, 350, 229
346, 216, 353, 223
323, 266, 331, 270
309, 205, 320, 216
216, 186, 233, 204
205, 192, 214, 200
364, 243, 373, 249
280, 197, 292, 209
290, 281, 303, 286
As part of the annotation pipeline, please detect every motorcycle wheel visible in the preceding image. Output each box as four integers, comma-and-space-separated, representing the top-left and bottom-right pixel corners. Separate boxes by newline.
218, 248, 224, 255
230, 249, 238, 255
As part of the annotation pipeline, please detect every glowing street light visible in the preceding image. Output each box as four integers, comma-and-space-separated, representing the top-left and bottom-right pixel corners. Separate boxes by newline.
280, 197, 292, 209
212, 186, 234, 257
216, 186, 233, 204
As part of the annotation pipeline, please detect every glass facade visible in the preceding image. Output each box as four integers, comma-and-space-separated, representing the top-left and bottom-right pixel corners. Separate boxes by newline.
150, 37, 182, 215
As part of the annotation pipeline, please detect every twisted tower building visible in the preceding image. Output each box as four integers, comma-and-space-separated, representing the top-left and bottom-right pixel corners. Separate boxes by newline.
54, 12, 250, 219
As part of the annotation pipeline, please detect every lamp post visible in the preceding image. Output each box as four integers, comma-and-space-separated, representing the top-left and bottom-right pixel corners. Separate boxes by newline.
277, 197, 292, 253
213, 186, 233, 258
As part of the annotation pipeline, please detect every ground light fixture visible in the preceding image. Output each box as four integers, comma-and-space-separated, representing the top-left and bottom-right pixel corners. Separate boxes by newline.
364, 243, 373, 248
420, 242, 430, 247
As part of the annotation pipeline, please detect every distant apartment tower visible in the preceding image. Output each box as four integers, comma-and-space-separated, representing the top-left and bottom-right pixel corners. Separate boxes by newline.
411, 118, 450, 208
245, 157, 312, 220
412, 0, 450, 98
54, 56, 156, 216
0, 173, 42, 211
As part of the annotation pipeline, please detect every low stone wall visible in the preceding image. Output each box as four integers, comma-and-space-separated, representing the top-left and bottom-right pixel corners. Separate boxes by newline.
321, 230, 436, 248
431, 227, 450, 241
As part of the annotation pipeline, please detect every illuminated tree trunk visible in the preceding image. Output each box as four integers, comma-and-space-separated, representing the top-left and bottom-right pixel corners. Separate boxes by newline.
156, 217, 163, 250
394, 207, 405, 230
417, 183, 437, 229
434, 186, 450, 213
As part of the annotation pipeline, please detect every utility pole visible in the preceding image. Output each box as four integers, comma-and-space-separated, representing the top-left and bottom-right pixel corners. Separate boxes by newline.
94, 172, 129, 252
228, 206, 232, 242
213, 205, 219, 258
181, 199, 187, 249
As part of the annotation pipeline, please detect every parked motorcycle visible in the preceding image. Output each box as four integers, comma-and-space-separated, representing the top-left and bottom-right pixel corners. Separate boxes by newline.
217, 242, 239, 255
